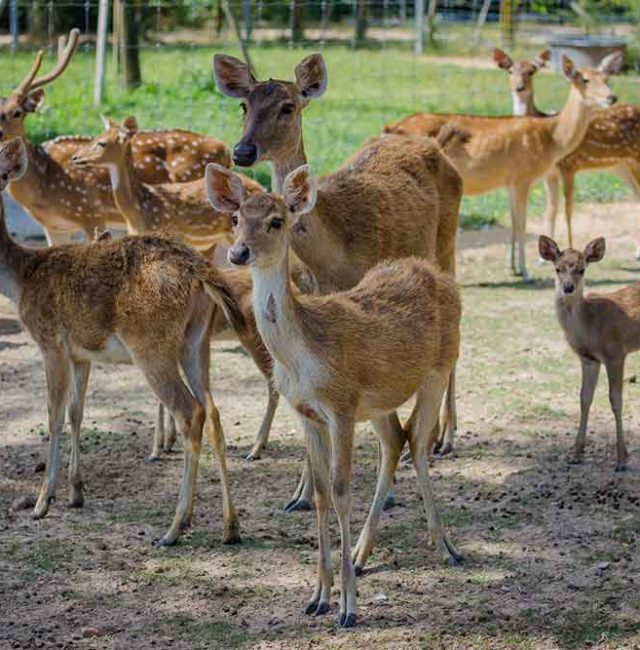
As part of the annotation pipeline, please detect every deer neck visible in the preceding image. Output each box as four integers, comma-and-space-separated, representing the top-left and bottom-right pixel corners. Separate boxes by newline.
550, 87, 593, 157
512, 92, 538, 117
271, 141, 307, 194
104, 149, 145, 233
555, 286, 586, 332
0, 194, 32, 304
9, 141, 57, 201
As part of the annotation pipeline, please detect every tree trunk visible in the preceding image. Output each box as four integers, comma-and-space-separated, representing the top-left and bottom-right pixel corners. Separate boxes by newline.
121, 0, 141, 90
354, 0, 367, 45
290, 0, 304, 43
28, 0, 47, 39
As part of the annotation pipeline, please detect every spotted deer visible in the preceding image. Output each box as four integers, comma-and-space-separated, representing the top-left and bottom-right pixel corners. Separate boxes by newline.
214, 53, 463, 496
209, 162, 462, 628
539, 235, 638, 472
1, 29, 231, 244
0, 137, 247, 546
495, 48, 640, 253
385, 54, 620, 281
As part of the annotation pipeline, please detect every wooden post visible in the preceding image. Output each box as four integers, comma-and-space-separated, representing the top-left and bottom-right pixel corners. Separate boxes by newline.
9, 0, 18, 53
242, 0, 252, 42
121, 0, 141, 89
290, 0, 304, 43
414, 0, 424, 55
354, 0, 367, 46
94, 0, 109, 107
427, 0, 437, 45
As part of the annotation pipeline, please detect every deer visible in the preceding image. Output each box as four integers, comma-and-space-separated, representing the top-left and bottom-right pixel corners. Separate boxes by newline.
539, 235, 638, 472
0, 136, 247, 546
209, 161, 462, 628
71, 117, 282, 462
385, 54, 621, 282
214, 53, 463, 508
495, 48, 640, 255
1, 29, 231, 245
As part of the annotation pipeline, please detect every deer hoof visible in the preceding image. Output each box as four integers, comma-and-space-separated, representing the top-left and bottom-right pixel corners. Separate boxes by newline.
340, 612, 357, 628
284, 498, 312, 513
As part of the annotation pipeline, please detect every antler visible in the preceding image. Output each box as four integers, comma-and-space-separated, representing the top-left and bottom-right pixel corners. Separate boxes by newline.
14, 28, 80, 98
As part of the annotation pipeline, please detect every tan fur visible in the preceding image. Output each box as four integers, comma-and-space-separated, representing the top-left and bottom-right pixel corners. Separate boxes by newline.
0, 31, 230, 245
212, 164, 462, 627
0, 137, 247, 546
540, 235, 638, 471
385, 55, 619, 280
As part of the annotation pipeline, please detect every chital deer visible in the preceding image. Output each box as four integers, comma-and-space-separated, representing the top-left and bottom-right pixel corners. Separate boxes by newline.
385, 54, 620, 281
1, 29, 231, 245
210, 162, 462, 628
214, 53, 462, 495
495, 49, 640, 253
0, 137, 245, 546
539, 235, 638, 472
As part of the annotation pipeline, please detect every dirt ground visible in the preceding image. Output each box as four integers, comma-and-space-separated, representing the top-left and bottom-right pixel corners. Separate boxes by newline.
1, 201, 640, 650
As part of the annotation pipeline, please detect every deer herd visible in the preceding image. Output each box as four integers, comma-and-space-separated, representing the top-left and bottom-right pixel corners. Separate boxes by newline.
1, 29, 639, 628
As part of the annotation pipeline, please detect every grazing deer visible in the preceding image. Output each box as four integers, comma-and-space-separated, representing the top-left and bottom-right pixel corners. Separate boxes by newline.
0, 137, 245, 546
1, 29, 230, 244
71, 115, 263, 250
539, 235, 636, 472
210, 162, 462, 628
385, 54, 620, 281
495, 49, 640, 253
214, 53, 462, 494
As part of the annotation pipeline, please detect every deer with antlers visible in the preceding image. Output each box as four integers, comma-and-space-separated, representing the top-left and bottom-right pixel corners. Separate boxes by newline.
495, 48, 640, 253
214, 53, 463, 495
209, 161, 462, 627
539, 235, 638, 472
1, 29, 231, 245
0, 137, 250, 546
385, 54, 620, 281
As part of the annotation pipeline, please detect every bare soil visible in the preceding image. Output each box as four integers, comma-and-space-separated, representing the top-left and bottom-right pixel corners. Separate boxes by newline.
1, 202, 640, 649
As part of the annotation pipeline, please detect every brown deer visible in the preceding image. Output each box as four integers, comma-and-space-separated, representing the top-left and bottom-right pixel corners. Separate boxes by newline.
209, 162, 462, 628
385, 54, 620, 281
495, 49, 640, 253
539, 235, 638, 472
214, 53, 463, 493
1, 29, 231, 244
0, 137, 245, 546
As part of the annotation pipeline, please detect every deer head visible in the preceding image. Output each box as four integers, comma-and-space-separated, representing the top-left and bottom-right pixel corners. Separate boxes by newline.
206, 163, 316, 267
562, 54, 620, 108
539, 235, 606, 298
0, 29, 79, 141
213, 53, 327, 167
71, 115, 138, 169
493, 47, 550, 115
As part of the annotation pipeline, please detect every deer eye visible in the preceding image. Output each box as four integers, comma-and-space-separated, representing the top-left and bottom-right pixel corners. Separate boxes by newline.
231, 214, 238, 227
281, 103, 294, 116
268, 217, 283, 230
97, 141, 107, 148
582, 77, 589, 84
240, 103, 247, 115
577, 268, 585, 275
12, 110, 21, 118
1, 173, 8, 181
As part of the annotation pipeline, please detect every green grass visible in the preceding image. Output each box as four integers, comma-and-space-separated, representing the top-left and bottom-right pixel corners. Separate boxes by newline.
3, 41, 640, 229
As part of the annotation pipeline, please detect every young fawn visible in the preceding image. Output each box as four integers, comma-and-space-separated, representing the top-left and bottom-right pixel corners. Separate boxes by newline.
0, 137, 245, 546
209, 162, 462, 628
539, 235, 637, 471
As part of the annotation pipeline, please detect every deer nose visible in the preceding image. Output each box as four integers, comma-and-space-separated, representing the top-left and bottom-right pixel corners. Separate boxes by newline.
233, 142, 257, 167
516, 84, 525, 92
563, 283, 575, 294
608, 94, 618, 105
228, 243, 251, 266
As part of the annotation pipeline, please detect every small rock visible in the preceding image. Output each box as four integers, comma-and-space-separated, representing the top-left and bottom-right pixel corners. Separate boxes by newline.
81, 627, 104, 639
373, 593, 388, 603
595, 561, 610, 572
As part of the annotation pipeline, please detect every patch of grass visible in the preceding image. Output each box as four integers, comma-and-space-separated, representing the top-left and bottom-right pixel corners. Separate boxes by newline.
190, 620, 252, 648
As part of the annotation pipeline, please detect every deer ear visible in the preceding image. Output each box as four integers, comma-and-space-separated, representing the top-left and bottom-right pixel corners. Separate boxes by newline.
295, 54, 328, 101
598, 51, 624, 75
283, 165, 317, 216
122, 115, 138, 136
532, 49, 551, 70
561, 55, 579, 83
0, 137, 28, 182
213, 54, 256, 99
539, 235, 561, 262
205, 163, 246, 213
22, 88, 44, 113
493, 48, 513, 70
584, 237, 606, 263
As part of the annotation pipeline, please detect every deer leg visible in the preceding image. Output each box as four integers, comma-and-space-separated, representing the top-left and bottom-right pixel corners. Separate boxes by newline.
434, 369, 457, 454
374, 413, 402, 509
543, 170, 561, 240
303, 420, 333, 617
571, 357, 600, 464
563, 171, 576, 249
284, 453, 314, 512
165, 414, 177, 452
605, 357, 628, 472
150, 402, 165, 461
245, 383, 279, 461
67, 361, 90, 508
509, 184, 531, 281
329, 413, 358, 628
34, 348, 70, 519
407, 370, 462, 566
352, 415, 404, 576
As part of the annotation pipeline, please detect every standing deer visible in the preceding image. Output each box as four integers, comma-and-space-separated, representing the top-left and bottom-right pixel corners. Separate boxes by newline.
214, 53, 463, 489
495, 48, 640, 253
539, 235, 638, 472
1, 29, 231, 244
0, 137, 245, 546
385, 54, 620, 281
209, 162, 462, 628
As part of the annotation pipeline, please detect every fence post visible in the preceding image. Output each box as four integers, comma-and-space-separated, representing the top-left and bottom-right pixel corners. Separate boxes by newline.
94, 0, 109, 107
10, 0, 18, 53
414, 0, 424, 55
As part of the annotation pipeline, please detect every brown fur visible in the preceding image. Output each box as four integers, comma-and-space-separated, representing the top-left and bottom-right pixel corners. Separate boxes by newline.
385, 55, 619, 280
539, 234, 638, 471
211, 163, 462, 627
0, 137, 247, 546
